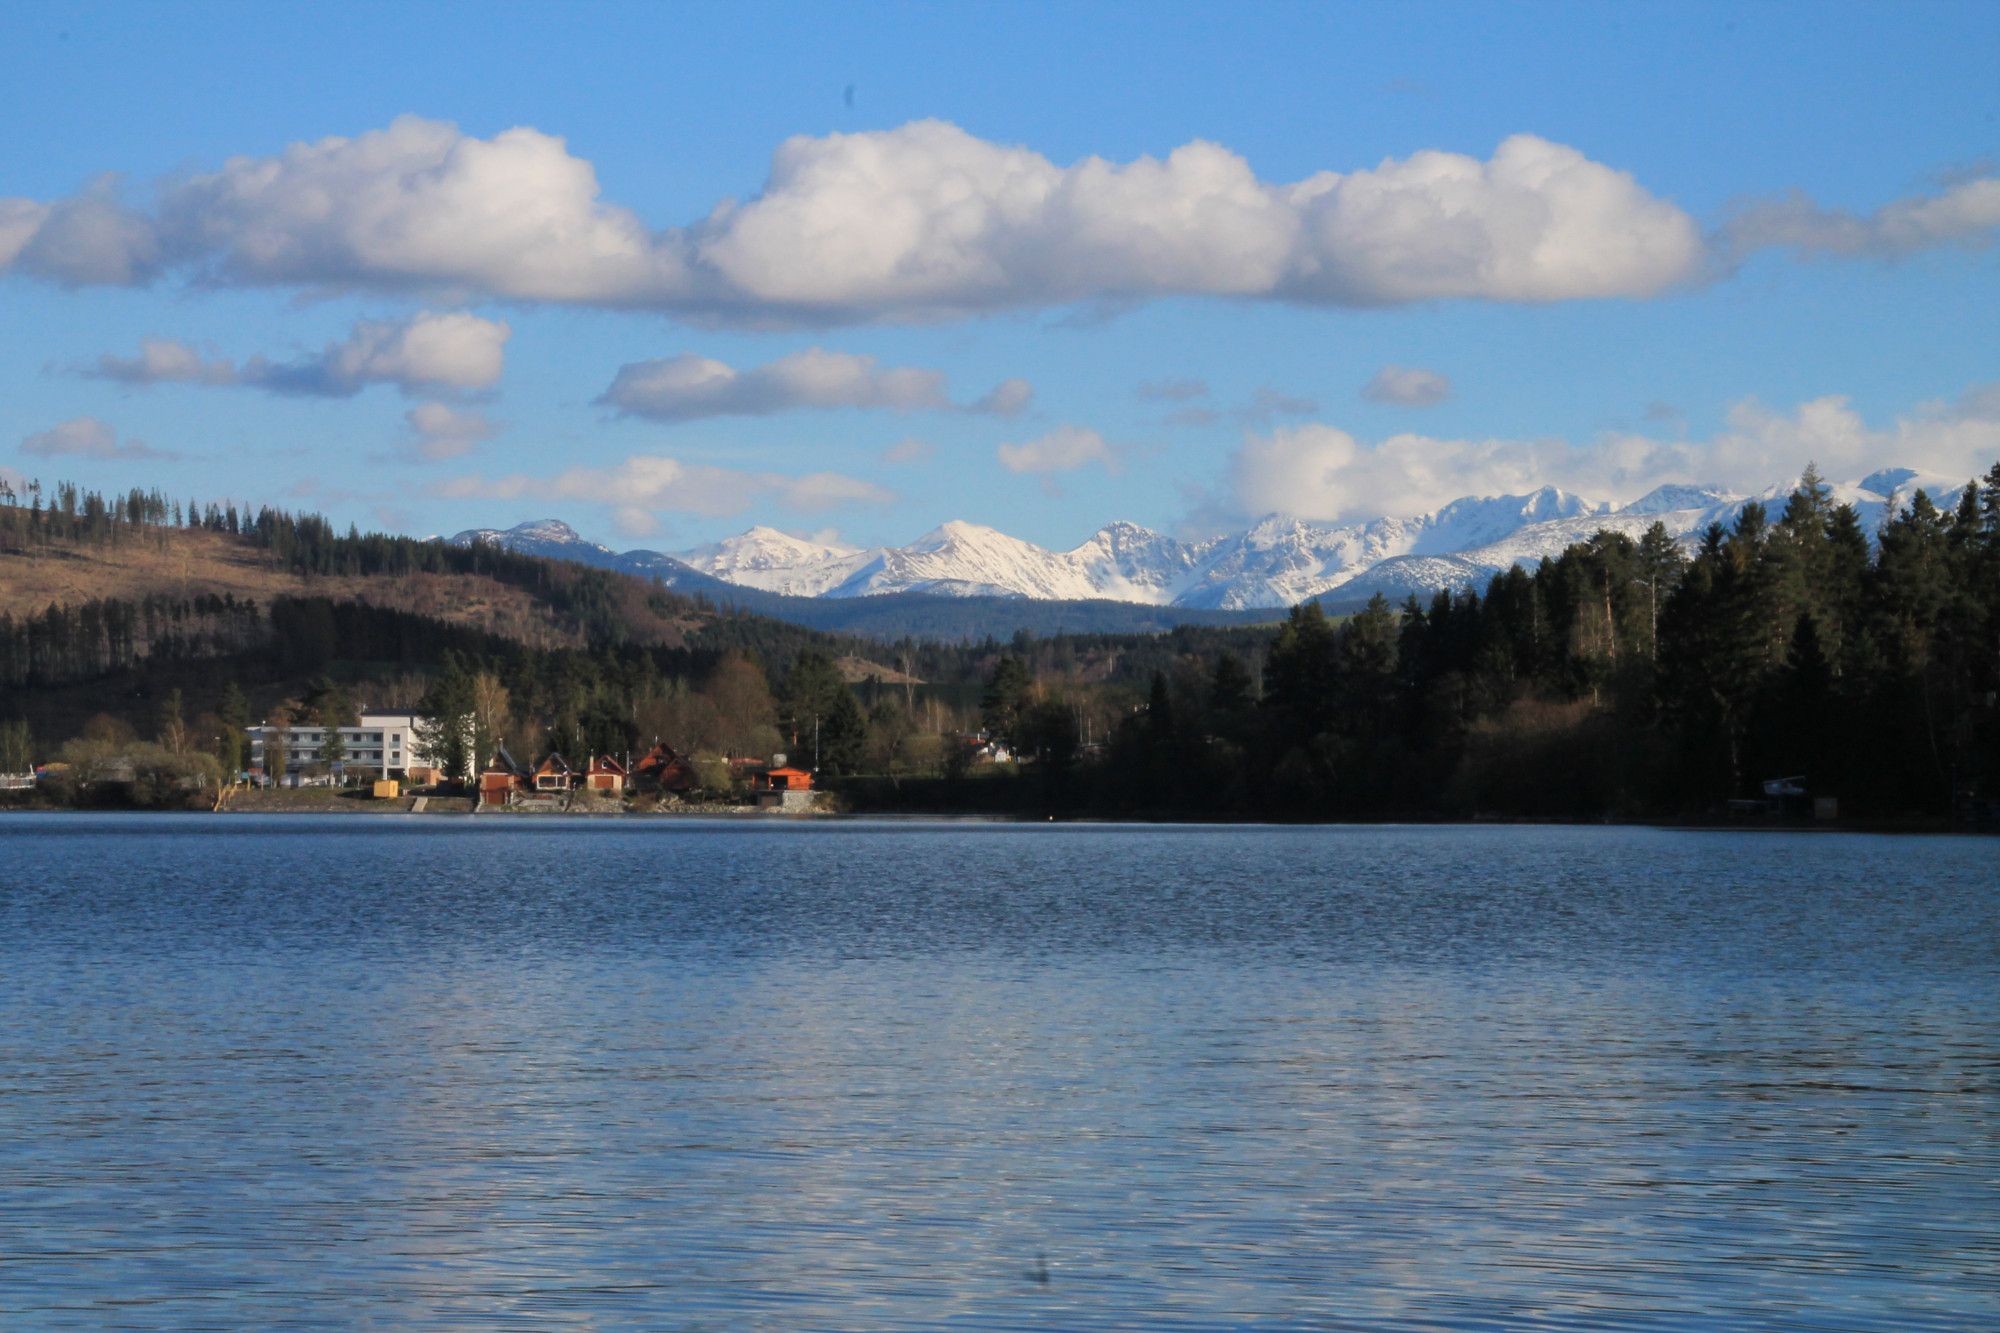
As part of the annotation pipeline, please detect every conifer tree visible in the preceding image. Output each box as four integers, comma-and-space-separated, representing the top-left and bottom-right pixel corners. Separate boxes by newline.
415, 660, 475, 786
980, 655, 1034, 745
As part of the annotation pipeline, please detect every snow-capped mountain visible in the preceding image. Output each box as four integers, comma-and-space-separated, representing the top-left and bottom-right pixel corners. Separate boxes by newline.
674, 526, 871, 597
449, 468, 1963, 612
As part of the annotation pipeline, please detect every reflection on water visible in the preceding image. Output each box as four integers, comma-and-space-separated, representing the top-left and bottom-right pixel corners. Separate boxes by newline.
1, 816, 1995, 1329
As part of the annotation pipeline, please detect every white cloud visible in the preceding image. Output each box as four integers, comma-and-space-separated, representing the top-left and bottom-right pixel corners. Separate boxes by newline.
1221, 384, 2000, 522
1362, 364, 1453, 407
1, 117, 1716, 321
437, 454, 896, 526
89, 337, 239, 386
406, 402, 499, 461
600, 346, 948, 421
1721, 177, 2000, 261
0, 178, 160, 285
20, 416, 177, 461
87, 311, 509, 397
157, 117, 683, 301
997, 424, 1119, 475
780, 471, 897, 511
972, 377, 1034, 417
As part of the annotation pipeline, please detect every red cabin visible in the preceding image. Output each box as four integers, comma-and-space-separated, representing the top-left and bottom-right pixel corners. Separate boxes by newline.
584, 754, 628, 794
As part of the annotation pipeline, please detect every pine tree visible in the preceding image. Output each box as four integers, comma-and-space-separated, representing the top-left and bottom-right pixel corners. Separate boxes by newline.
1636, 521, 1685, 662
980, 655, 1034, 745
415, 660, 475, 786
319, 684, 354, 774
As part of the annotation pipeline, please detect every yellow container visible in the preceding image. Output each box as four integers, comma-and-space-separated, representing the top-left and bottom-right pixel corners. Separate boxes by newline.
372, 779, 401, 800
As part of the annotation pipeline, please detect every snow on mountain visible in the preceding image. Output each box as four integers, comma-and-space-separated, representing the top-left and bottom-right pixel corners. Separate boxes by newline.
451, 467, 1961, 613
816, 520, 1197, 601
451, 519, 627, 569
673, 526, 872, 597
1619, 483, 1736, 515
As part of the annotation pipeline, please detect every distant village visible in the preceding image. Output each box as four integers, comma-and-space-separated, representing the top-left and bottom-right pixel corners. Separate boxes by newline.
214, 707, 1013, 813
233, 708, 831, 812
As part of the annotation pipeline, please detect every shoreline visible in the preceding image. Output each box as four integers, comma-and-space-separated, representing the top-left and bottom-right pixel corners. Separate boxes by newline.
0, 796, 1983, 835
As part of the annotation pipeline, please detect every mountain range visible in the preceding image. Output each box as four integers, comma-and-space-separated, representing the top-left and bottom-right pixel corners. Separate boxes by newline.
450, 467, 1957, 616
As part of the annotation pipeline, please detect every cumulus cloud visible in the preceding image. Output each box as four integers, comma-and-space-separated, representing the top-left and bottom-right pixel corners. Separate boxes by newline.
438, 454, 895, 535
406, 402, 499, 461
1220, 385, 2000, 523
20, 416, 176, 461
1720, 176, 2000, 262
1362, 364, 1453, 407
0, 116, 1711, 321
0, 178, 160, 285
996, 424, 1119, 475
86, 311, 509, 397
600, 346, 950, 421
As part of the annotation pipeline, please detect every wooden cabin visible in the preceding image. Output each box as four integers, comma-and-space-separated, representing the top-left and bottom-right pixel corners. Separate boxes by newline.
477, 746, 530, 807
584, 754, 628, 795
531, 752, 576, 792
632, 741, 697, 792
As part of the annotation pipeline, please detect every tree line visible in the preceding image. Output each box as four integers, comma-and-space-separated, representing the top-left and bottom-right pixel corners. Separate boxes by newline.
958, 465, 2000, 822
7, 464, 1998, 822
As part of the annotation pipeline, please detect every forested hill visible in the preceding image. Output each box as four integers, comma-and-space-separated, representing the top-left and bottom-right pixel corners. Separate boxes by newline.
5, 466, 1998, 826
0, 480, 1271, 750
0, 483, 949, 687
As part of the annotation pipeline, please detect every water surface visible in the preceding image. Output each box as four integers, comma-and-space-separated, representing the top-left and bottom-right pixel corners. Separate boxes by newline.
2, 816, 1995, 1329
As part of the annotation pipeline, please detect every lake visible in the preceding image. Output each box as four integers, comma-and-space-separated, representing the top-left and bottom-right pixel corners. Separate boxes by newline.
1, 816, 1995, 1329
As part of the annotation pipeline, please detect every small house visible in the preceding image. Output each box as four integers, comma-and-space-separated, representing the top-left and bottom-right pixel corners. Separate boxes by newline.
478, 747, 530, 807
752, 765, 814, 811
633, 741, 697, 792
584, 754, 628, 795
531, 752, 576, 793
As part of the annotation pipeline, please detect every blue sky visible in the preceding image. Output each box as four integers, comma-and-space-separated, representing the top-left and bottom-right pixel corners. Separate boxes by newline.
3, 1, 1997, 552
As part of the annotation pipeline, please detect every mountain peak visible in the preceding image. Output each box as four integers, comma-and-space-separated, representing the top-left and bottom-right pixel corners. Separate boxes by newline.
455, 465, 1926, 614
1857, 467, 1920, 498
911, 519, 1018, 549
510, 518, 584, 542
1620, 483, 1737, 515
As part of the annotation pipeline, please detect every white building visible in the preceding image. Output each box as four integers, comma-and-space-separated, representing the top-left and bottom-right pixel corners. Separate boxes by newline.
247, 710, 437, 781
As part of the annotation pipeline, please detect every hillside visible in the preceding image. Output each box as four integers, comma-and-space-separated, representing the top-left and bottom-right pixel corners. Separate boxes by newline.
0, 526, 700, 651
0, 488, 1280, 752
